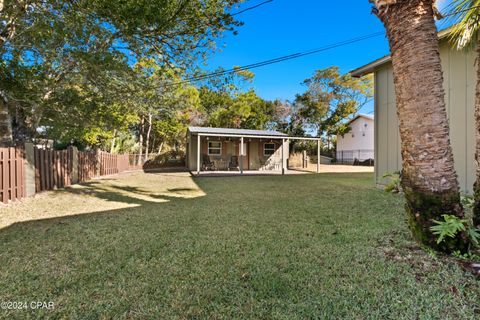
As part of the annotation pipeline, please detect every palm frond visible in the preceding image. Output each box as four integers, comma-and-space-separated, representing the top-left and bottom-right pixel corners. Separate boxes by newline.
446, 0, 480, 50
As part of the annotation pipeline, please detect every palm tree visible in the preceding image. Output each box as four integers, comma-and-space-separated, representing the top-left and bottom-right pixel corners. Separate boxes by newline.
447, 0, 480, 227
370, 0, 469, 252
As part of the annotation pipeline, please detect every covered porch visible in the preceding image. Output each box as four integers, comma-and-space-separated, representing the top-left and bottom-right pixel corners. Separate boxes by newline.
186, 127, 322, 176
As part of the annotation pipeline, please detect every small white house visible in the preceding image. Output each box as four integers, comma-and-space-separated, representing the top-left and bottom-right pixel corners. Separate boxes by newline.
336, 114, 374, 164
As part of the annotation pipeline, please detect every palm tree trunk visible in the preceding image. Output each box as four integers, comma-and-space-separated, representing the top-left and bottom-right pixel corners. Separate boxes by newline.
374, 0, 468, 252
473, 36, 480, 228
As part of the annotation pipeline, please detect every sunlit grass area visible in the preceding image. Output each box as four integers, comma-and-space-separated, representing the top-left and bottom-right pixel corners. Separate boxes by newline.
0, 171, 205, 229
0, 172, 478, 318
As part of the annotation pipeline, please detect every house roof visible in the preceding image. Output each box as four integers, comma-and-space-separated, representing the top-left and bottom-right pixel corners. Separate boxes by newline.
347, 114, 374, 126
188, 126, 288, 137
351, 27, 454, 78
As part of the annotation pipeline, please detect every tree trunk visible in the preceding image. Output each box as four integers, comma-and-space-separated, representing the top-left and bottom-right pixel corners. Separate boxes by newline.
110, 129, 117, 154
375, 0, 468, 252
0, 97, 13, 146
145, 113, 152, 162
473, 36, 480, 228
158, 141, 164, 155
138, 115, 144, 166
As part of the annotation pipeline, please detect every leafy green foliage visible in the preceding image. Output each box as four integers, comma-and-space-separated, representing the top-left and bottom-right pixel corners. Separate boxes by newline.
294, 67, 373, 138
461, 194, 475, 209
207, 90, 275, 129
430, 215, 467, 245
467, 227, 480, 246
0, 0, 243, 144
452, 250, 480, 261
382, 171, 401, 193
430, 215, 480, 248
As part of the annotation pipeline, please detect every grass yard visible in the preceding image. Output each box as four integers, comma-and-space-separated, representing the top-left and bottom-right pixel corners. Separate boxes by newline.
0, 172, 479, 319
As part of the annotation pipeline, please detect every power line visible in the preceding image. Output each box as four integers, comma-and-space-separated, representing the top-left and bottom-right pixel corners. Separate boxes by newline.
168, 32, 384, 87
231, 0, 274, 16
167, 5, 480, 87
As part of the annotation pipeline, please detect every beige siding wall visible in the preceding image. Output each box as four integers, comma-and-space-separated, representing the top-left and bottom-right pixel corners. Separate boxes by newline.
375, 43, 476, 192
187, 134, 289, 172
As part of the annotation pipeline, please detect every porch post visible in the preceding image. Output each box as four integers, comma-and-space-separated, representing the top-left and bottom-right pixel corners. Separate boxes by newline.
197, 134, 201, 174
240, 137, 244, 174
317, 139, 320, 173
281, 138, 285, 175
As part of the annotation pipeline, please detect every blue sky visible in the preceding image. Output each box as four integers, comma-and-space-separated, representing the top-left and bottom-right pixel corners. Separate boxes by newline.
204, 0, 452, 114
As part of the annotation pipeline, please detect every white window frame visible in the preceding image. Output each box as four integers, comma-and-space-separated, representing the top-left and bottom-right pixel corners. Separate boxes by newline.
208, 141, 222, 155
263, 143, 276, 156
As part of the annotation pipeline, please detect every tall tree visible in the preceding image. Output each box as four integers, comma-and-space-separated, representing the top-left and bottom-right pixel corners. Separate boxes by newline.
295, 67, 373, 142
370, 0, 469, 252
0, 0, 243, 145
447, 0, 480, 227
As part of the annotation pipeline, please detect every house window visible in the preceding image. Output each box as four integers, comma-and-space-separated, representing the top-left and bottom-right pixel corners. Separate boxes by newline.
264, 143, 276, 156
208, 141, 222, 155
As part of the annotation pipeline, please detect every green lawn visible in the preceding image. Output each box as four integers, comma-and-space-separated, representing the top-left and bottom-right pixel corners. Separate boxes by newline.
0, 172, 478, 319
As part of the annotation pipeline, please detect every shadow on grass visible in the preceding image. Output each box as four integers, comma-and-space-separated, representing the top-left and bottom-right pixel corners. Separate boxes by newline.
0, 171, 207, 231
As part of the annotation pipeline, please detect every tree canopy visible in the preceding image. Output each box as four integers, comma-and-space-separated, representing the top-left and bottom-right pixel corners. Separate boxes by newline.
295, 66, 373, 138
0, 0, 244, 145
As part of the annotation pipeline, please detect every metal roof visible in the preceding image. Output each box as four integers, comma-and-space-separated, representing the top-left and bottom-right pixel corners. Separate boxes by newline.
188, 126, 288, 137
350, 27, 454, 78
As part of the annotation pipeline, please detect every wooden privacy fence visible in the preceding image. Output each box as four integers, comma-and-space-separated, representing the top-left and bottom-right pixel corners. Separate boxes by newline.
1, 144, 148, 203
78, 151, 97, 182
99, 152, 128, 176
99, 152, 143, 176
34, 147, 73, 192
0, 147, 25, 204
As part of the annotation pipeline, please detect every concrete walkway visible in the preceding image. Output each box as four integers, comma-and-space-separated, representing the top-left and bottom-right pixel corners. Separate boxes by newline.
193, 165, 374, 177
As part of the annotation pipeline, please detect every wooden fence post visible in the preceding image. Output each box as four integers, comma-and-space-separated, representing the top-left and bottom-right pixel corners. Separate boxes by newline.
96, 151, 101, 177
70, 146, 78, 184
24, 143, 36, 197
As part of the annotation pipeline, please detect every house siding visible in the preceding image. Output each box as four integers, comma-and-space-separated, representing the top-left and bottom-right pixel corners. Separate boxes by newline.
375, 43, 476, 192
336, 116, 374, 160
187, 134, 289, 172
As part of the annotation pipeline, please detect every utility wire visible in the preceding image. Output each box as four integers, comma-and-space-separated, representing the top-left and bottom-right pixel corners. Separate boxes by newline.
167, 5, 480, 87
231, 0, 274, 16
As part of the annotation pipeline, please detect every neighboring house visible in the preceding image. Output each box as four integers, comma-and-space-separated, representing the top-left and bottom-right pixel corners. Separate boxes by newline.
336, 114, 374, 164
351, 28, 475, 192
186, 127, 322, 174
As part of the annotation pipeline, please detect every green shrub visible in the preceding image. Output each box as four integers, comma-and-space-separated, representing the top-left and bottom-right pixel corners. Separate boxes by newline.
430, 214, 480, 250
382, 171, 401, 193
461, 195, 475, 209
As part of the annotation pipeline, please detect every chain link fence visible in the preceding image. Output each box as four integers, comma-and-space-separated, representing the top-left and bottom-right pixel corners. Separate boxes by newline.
335, 149, 374, 166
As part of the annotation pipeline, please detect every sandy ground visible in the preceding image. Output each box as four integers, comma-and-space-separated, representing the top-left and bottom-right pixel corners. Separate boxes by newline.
195, 164, 374, 176
298, 164, 374, 173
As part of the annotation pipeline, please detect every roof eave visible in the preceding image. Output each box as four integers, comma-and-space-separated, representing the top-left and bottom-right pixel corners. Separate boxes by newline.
350, 26, 455, 78
350, 55, 391, 78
